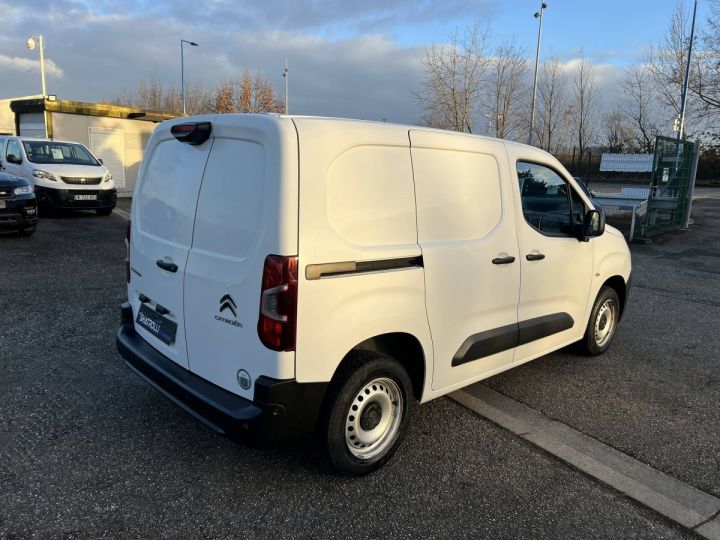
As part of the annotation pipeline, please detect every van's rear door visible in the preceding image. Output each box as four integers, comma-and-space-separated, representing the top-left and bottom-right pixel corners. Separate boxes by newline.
129, 127, 212, 370
183, 116, 298, 398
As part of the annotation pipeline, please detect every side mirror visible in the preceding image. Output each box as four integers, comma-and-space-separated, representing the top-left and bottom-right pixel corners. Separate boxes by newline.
97, 158, 103, 165
582, 209, 605, 239
6, 154, 21, 165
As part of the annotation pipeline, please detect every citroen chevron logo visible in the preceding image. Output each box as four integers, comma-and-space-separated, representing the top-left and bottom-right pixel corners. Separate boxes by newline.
219, 294, 237, 317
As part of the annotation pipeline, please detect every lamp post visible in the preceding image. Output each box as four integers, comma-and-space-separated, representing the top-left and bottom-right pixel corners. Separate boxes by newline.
26, 34, 47, 98
677, 0, 698, 141
283, 58, 289, 115
180, 39, 199, 116
528, 2, 548, 146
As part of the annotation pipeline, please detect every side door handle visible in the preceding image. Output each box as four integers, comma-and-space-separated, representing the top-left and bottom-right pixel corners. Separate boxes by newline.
156, 259, 178, 273
526, 253, 546, 261
492, 256, 516, 265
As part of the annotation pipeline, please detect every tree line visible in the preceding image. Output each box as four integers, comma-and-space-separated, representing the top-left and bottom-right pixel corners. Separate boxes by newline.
111, 69, 284, 116
415, 0, 720, 153
111, 0, 718, 156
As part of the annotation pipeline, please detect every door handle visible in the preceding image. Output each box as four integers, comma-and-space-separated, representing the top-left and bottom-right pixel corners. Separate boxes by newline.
492, 256, 516, 265
526, 253, 546, 261
156, 260, 178, 273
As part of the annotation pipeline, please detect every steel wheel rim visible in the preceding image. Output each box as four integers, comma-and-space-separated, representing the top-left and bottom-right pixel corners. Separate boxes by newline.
345, 377, 403, 460
594, 299, 617, 347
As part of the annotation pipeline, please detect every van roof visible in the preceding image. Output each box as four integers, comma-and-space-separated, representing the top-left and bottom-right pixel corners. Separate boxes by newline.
172, 113, 554, 158
13, 136, 88, 145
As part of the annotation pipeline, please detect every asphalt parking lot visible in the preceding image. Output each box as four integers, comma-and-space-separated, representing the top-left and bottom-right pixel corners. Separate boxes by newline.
1, 197, 718, 538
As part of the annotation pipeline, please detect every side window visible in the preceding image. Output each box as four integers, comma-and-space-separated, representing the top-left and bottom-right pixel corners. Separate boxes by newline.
6, 139, 21, 160
517, 161, 582, 237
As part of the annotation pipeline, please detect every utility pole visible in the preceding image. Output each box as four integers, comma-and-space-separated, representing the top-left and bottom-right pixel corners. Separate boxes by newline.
528, 2, 548, 146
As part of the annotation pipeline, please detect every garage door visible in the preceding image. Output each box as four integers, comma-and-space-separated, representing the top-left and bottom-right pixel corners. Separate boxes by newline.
19, 113, 46, 138
89, 127, 125, 189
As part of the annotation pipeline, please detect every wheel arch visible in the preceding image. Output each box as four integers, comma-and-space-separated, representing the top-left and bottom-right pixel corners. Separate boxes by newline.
330, 332, 427, 401
602, 275, 628, 317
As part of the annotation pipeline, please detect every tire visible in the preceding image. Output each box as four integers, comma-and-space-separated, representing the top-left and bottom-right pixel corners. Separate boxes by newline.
96, 208, 114, 216
18, 226, 36, 236
577, 286, 621, 356
321, 351, 415, 475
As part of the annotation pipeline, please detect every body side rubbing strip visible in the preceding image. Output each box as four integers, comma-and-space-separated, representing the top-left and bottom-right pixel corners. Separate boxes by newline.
305, 256, 423, 280
452, 313, 574, 367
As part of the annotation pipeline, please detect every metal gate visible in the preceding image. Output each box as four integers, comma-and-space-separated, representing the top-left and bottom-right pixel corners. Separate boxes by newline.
642, 136, 699, 237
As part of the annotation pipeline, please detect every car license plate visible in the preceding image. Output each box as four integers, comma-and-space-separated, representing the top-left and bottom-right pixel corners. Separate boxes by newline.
0, 200, 5, 209
136, 303, 177, 345
74, 194, 97, 201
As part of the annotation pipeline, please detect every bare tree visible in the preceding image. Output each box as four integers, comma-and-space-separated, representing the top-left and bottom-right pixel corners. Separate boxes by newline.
700, 0, 720, 117
618, 63, 660, 152
535, 59, 570, 153
570, 55, 600, 156
113, 73, 211, 115
602, 110, 633, 152
415, 23, 492, 133
486, 40, 528, 139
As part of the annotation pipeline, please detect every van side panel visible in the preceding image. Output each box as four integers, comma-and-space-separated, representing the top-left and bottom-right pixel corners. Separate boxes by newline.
293, 119, 433, 392
409, 131, 521, 395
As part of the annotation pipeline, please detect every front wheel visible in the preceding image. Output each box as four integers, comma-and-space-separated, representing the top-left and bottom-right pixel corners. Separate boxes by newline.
577, 286, 620, 356
322, 351, 415, 475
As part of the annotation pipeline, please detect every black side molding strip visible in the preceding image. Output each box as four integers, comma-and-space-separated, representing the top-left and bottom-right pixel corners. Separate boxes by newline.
518, 312, 574, 345
305, 256, 423, 280
452, 312, 575, 367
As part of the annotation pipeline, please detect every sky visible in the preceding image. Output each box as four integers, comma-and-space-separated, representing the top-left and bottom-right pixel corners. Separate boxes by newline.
0, 0, 713, 124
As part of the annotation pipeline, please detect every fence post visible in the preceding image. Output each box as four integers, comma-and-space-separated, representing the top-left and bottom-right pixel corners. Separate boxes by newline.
571, 147, 576, 175
683, 140, 701, 229
585, 151, 591, 182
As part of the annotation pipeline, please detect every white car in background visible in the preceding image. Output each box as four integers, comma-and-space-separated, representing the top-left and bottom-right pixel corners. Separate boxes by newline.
0, 136, 117, 215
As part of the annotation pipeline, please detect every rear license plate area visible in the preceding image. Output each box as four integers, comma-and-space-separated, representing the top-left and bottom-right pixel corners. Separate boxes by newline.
136, 303, 177, 345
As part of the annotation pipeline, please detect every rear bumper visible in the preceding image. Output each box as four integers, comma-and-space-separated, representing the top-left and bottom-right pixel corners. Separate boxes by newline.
116, 303, 327, 443
36, 186, 116, 210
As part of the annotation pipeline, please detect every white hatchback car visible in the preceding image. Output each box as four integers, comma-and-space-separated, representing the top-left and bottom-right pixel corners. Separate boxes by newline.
117, 115, 631, 474
0, 136, 116, 215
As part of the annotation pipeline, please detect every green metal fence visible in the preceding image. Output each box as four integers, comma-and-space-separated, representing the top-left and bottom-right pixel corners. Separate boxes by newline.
642, 136, 699, 238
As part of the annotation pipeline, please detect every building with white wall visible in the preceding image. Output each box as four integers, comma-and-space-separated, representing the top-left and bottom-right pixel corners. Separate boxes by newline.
0, 96, 177, 196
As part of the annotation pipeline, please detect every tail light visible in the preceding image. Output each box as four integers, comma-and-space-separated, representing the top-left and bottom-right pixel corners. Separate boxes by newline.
258, 255, 298, 351
125, 219, 131, 283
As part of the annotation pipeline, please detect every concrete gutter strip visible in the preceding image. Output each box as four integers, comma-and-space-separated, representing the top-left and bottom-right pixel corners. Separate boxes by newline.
113, 207, 130, 220
451, 385, 720, 539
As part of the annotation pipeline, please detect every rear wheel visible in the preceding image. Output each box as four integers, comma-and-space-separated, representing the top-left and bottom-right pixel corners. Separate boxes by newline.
577, 286, 620, 356
322, 351, 414, 475
96, 208, 113, 216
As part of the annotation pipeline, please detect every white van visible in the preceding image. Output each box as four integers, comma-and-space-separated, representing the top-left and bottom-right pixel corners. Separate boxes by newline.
0, 136, 116, 215
116, 115, 631, 474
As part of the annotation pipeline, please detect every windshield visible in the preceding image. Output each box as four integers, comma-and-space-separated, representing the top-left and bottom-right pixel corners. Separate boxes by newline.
22, 141, 100, 166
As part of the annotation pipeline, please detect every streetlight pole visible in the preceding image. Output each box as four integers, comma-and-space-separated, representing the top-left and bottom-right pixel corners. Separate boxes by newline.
283, 58, 289, 114
528, 2, 548, 146
180, 39, 199, 116
677, 0, 698, 141
26, 34, 47, 98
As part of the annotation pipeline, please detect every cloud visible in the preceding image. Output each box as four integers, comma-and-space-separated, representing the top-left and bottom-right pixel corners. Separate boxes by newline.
0, 54, 64, 77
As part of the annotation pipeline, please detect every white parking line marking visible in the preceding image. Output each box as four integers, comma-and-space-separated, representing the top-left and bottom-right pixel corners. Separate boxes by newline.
451, 385, 720, 539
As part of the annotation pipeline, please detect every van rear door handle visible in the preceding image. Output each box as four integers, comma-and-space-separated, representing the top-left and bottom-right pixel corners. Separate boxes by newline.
156, 260, 178, 273
526, 253, 546, 261
492, 256, 516, 265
